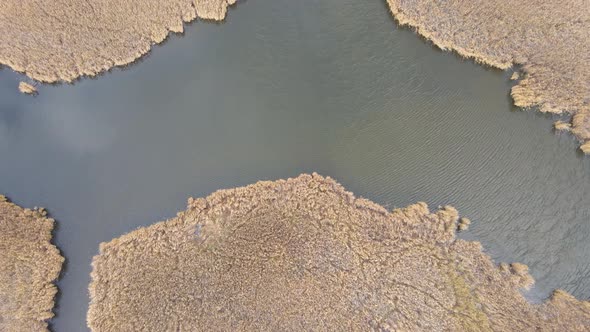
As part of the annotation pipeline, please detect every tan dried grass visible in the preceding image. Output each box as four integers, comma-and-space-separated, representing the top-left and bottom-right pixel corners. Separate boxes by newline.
555, 120, 572, 132
18, 81, 37, 95
88, 174, 590, 331
0, 196, 64, 331
386, 0, 590, 153
0, 0, 236, 83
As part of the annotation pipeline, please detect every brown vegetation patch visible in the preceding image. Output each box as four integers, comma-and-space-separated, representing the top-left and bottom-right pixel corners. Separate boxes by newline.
18, 82, 37, 95
555, 120, 572, 132
386, 0, 590, 153
0, 195, 64, 331
88, 174, 590, 331
457, 217, 471, 231
0, 0, 236, 83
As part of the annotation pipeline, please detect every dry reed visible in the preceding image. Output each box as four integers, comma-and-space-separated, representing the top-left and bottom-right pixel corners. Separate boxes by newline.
0, 196, 64, 331
386, 0, 590, 153
88, 174, 590, 331
0, 0, 236, 84
18, 82, 37, 95
555, 120, 572, 132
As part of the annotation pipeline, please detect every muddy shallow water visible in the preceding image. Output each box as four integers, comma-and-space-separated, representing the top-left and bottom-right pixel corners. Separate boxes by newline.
0, 0, 589, 330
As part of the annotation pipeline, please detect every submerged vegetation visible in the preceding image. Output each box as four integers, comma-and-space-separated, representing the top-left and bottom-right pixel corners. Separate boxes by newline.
0, 0, 237, 83
386, 0, 590, 153
88, 174, 590, 331
0, 195, 63, 331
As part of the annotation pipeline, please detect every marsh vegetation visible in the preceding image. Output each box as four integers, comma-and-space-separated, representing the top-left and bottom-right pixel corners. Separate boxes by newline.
387, 0, 590, 153
0, 196, 63, 331
88, 174, 590, 331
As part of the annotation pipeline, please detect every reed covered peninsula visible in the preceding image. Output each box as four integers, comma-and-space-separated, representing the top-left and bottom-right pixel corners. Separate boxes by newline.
386, 0, 590, 153
88, 174, 590, 331
0, 196, 63, 332
0, 0, 236, 83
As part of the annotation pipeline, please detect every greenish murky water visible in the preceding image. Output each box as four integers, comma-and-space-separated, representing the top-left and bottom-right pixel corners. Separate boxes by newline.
0, 0, 588, 330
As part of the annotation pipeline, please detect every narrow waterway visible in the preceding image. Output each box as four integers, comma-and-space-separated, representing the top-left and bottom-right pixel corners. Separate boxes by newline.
0, 0, 588, 330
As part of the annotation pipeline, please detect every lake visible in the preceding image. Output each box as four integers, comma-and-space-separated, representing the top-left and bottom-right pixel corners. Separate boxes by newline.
0, 0, 588, 330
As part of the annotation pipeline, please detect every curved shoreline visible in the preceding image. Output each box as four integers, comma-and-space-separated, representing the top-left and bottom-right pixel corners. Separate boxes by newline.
386, 0, 590, 153
0, 195, 63, 331
88, 174, 590, 331
1, 0, 588, 154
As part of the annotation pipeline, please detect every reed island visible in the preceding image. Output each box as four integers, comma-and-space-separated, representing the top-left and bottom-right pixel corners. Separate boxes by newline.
88, 174, 590, 331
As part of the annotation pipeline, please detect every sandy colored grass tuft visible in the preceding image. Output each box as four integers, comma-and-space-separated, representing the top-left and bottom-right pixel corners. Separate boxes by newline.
555, 120, 572, 132
18, 81, 37, 95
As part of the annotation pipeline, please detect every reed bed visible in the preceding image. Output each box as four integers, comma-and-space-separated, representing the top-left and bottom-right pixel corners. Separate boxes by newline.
0, 196, 63, 331
88, 174, 590, 331
0, 0, 236, 83
387, 0, 590, 153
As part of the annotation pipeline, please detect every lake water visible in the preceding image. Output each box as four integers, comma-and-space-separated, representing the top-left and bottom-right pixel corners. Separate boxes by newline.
0, 0, 589, 330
